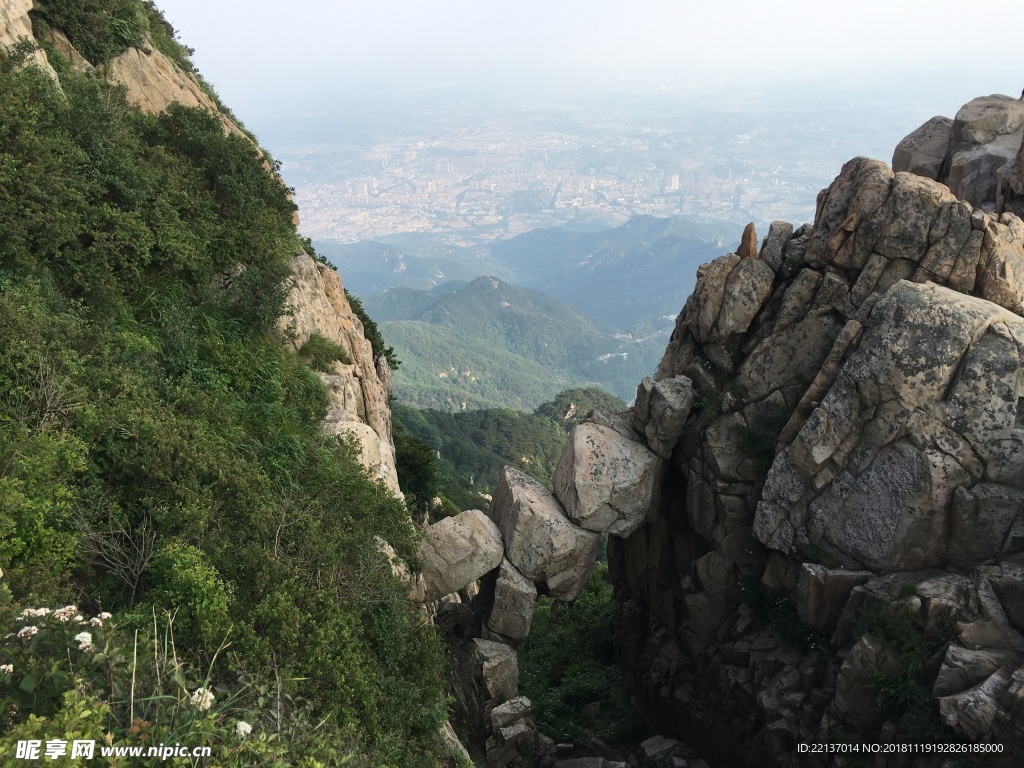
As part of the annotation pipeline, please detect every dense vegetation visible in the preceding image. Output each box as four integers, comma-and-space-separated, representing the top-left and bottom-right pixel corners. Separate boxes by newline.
0, 14, 450, 766
362, 277, 664, 409
395, 387, 625, 513
518, 564, 644, 747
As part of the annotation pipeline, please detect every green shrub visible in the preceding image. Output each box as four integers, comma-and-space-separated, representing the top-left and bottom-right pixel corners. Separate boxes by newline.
735, 403, 791, 475
854, 597, 962, 745
299, 332, 351, 372
0, 608, 364, 766
144, 543, 233, 648
141, 1, 194, 71
739, 579, 828, 652
30, 0, 145, 64
393, 414, 439, 518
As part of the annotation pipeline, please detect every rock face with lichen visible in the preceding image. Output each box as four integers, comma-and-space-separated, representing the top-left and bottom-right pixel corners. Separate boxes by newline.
602, 95, 1024, 767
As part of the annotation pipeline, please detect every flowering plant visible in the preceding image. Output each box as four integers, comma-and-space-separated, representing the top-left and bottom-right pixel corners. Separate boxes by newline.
1, 604, 112, 723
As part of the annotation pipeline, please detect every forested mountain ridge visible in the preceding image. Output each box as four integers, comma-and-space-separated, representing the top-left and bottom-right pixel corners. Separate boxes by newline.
365, 276, 666, 409
0, 3, 458, 765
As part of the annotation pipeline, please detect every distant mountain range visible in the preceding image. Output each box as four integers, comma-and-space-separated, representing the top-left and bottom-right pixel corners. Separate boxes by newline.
364, 276, 667, 410
488, 215, 735, 327
317, 215, 737, 411
317, 215, 737, 328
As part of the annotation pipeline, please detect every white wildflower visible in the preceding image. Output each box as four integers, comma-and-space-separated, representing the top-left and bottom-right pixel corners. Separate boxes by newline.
53, 605, 78, 622
0, 664, 12, 674
90, 617, 104, 627
18, 607, 50, 620
235, 721, 252, 738
97, 612, 112, 620
74, 615, 85, 623
17, 625, 38, 639
189, 687, 214, 712
74, 631, 94, 652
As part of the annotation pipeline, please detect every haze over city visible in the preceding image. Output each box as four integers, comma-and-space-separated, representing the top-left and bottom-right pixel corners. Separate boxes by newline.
155, 1, 1024, 243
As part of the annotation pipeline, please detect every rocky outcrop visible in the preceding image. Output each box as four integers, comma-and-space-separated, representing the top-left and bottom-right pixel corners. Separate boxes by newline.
893, 94, 1024, 216
281, 251, 401, 495
607, 99, 1024, 766
489, 466, 600, 601
755, 280, 1024, 571
103, 39, 245, 138
419, 510, 504, 599
0, 0, 56, 77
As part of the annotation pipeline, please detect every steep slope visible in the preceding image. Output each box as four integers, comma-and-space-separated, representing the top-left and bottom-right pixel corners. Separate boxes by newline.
0, 4, 454, 766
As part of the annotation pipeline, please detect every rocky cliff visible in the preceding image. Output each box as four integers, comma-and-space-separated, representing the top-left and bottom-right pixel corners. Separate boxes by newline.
0, 1, 399, 497
281, 252, 401, 495
608, 98, 1024, 766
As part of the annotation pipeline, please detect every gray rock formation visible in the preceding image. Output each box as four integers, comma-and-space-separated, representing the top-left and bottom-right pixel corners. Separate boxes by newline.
607, 105, 1024, 765
419, 509, 504, 599
474, 639, 519, 701
490, 466, 599, 601
893, 94, 1024, 215
486, 559, 537, 643
631, 375, 695, 459
755, 279, 1024, 571
552, 422, 664, 536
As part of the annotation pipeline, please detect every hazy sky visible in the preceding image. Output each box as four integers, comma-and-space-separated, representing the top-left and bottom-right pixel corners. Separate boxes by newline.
155, 0, 1024, 123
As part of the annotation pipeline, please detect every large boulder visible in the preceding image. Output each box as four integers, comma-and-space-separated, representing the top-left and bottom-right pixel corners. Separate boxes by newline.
759, 220, 794, 271
946, 95, 1024, 209
684, 252, 775, 346
486, 559, 537, 642
892, 115, 953, 180
892, 95, 1024, 212
632, 376, 695, 459
473, 639, 519, 701
490, 467, 599, 601
419, 509, 503, 599
791, 563, 872, 633
552, 422, 664, 537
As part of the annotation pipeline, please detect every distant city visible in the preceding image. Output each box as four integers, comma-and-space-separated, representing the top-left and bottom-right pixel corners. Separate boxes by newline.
271, 89, 939, 247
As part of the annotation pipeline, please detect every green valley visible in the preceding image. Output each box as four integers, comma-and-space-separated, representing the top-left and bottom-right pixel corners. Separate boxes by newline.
363, 277, 664, 409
